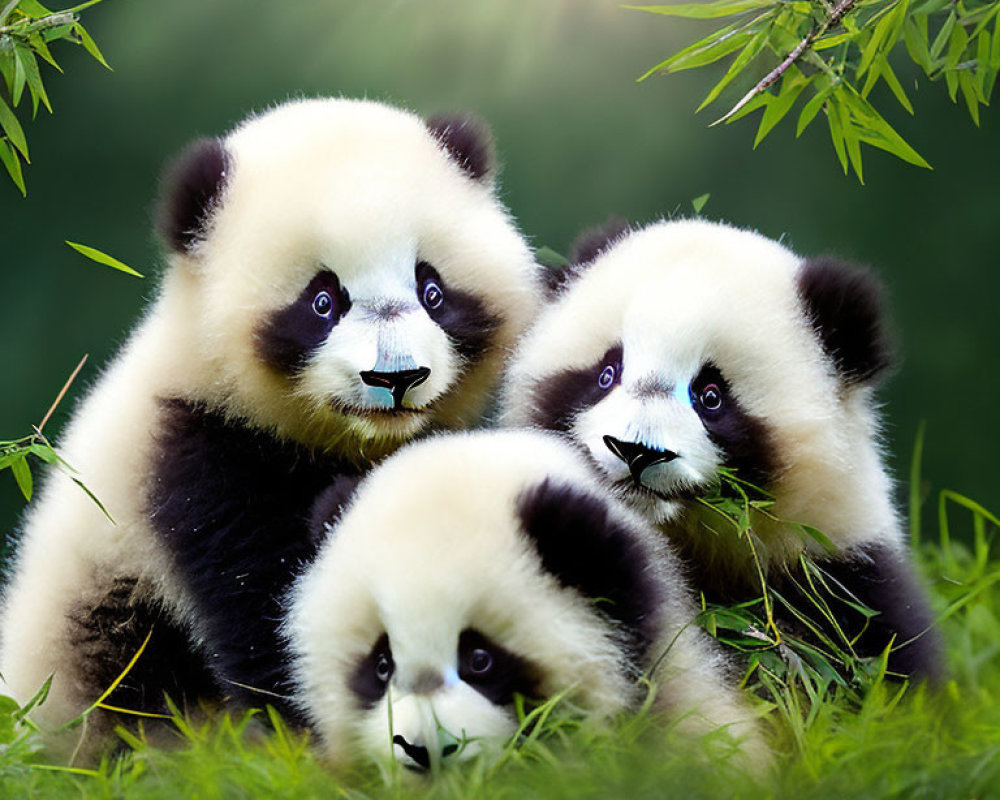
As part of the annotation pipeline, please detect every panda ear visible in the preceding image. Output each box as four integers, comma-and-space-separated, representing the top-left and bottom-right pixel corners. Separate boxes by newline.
797, 256, 893, 385
155, 137, 231, 254
308, 475, 363, 551
426, 112, 495, 184
568, 216, 631, 266
544, 216, 632, 297
516, 478, 662, 650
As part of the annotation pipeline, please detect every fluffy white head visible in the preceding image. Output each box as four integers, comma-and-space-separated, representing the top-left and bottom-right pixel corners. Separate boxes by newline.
285, 430, 682, 771
503, 219, 900, 570
155, 98, 539, 457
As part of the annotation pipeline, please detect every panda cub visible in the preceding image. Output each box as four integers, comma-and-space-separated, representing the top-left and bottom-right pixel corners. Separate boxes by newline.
286, 430, 765, 771
502, 218, 941, 680
0, 98, 540, 740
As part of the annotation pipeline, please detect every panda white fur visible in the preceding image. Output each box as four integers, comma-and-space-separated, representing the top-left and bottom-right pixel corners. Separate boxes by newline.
286, 429, 765, 772
0, 98, 540, 742
502, 217, 941, 679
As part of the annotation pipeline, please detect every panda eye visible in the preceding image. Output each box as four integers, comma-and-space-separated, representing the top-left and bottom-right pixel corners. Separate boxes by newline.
374, 652, 394, 683
698, 383, 724, 411
421, 280, 444, 310
598, 365, 616, 390
312, 290, 334, 318
469, 648, 494, 675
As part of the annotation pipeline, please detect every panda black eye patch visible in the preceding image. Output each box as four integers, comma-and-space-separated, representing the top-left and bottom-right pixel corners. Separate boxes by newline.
349, 633, 394, 708
415, 260, 500, 362
689, 363, 778, 488
255, 270, 351, 375
457, 629, 538, 706
528, 343, 623, 432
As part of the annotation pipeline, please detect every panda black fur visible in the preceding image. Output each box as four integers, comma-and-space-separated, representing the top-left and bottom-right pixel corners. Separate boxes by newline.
502, 217, 941, 680
0, 98, 540, 743
285, 429, 766, 771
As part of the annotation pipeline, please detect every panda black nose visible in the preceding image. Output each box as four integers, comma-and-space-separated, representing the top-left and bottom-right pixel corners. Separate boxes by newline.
603, 435, 678, 485
359, 367, 431, 410
392, 735, 459, 771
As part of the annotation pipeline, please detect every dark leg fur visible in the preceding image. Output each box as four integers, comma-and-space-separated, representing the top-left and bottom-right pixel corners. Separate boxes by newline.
67, 577, 218, 719
146, 399, 362, 721
781, 544, 943, 682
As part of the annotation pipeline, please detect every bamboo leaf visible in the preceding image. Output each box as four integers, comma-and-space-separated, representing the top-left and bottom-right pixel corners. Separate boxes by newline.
844, 90, 931, 168
903, 16, 934, 74
754, 69, 809, 147
17, 0, 54, 14
0, 138, 26, 195
670, 29, 755, 73
10, 455, 33, 501
43, 24, 80, 44
858, 7, 898, 79
889, 0, 910, 44
691, 192, 711, 213
814, 31, 857, 51
28, 443, 58, 464
796, 83, 834, 136
930, 11, 956, 60
945, 67, 959, 101
0, 44, 13, 95
879, 55, 914, 113
625, 1, 775, 20
826, 98, 849, 174
861, 54, 883, 97
720, 90, 769, 123
27, 32, 60, 71
535, 246, 570, 269
71, 476, 115, 523
912, 0, 951, 14
840, 100, 864, 183
975, 31, 990, 99
638, 28, 734, 79
985, 67, 999, 103
65, 241, 145, 278
696, 27, 770, 109
62, 0, 111, 12
75, 23, 111, 70
640, 18, 762, 79
796, 524, 836, 553
970, 3, 1000, 39
15, 43, 50, 114
993, 14, 1000, 69
11, 47, 25, 107
959, 71, 981, 125
945, 20, 969, 69
0, 94, 29, 159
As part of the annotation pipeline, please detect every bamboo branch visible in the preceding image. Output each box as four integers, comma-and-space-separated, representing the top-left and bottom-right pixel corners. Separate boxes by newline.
713, 0, 859, 124
37, 353, 88, 433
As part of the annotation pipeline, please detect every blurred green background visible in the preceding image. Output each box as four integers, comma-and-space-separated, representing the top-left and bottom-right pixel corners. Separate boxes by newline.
1, 0, 997, 540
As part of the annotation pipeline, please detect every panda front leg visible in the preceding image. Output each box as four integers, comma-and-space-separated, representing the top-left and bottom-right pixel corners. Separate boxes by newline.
147, 398, 362, 722
791, 544, 943, 682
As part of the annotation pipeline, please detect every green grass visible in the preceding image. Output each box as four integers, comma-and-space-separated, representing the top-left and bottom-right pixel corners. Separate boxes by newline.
2, 476, 998, 799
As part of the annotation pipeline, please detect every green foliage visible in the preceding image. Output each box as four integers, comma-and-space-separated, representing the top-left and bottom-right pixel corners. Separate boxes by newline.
65, 240, 144, 278
631, 0, 1000, 182
0, 429, 113, 525
0, 356, 114, 553
0, 0, 111, 195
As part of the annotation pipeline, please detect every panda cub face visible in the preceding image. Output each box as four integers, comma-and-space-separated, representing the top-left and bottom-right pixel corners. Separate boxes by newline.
285, 431, 671, 770
157, 99, 538, 453
504, 219, 891, 529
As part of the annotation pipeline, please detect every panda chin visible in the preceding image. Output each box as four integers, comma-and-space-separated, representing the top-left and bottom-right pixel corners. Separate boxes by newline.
611, 479, 688, 524
344, 408, 430, 443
